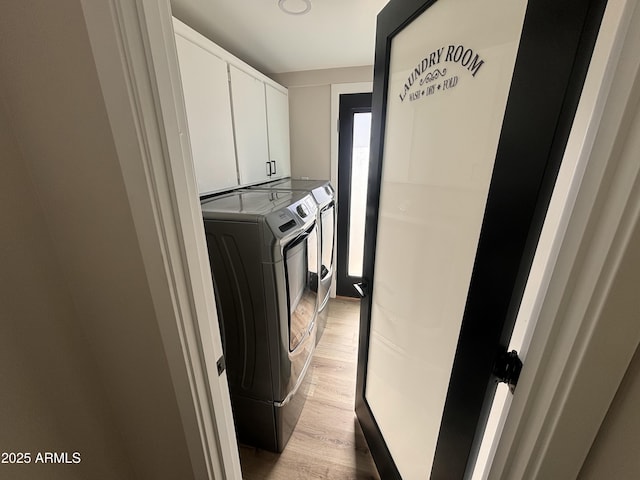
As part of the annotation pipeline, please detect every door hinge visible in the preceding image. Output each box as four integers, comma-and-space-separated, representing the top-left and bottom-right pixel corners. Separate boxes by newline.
493, 349, 522, 393
216, 355, 226, 376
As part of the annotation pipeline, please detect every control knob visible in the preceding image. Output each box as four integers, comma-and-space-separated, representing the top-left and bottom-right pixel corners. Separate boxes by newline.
296, 204, 308, 218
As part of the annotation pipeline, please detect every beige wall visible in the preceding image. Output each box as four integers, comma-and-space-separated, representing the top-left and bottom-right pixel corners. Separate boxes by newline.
579, 343, 640, 479
0, 1, 194, 479
272, 66, 373, 180
0, 98, 136, 480
577, 196, 640, 479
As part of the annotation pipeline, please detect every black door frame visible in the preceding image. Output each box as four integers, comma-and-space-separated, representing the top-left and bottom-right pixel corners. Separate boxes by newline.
355, 0, 607, 478
336, 92, 372, 297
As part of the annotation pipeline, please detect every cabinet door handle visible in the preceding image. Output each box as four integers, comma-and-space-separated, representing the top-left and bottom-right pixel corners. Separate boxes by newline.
271, 160, 276, 175
266, 161, 272, 176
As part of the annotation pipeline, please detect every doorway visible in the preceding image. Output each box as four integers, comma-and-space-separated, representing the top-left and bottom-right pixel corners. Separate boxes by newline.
91, 1, 640, 479
336, 92, 372, 297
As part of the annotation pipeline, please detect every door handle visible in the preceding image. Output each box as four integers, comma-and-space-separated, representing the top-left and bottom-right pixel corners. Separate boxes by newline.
353, 281, 369, 298
266, 161, 272, 176
271, 160, 277, 175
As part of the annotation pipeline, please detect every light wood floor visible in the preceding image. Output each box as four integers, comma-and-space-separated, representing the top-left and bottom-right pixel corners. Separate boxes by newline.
239, 297, 380, 480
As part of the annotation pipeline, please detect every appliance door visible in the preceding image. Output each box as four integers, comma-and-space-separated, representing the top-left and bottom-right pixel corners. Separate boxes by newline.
284, 223, 319, 352
320, 201, 335, 281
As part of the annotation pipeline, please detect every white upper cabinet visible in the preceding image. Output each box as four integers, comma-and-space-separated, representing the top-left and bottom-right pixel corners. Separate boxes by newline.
229, 65, 271, 185
265, 84, 291, 179
173, 18, 291, 193
174, 26, 238, 195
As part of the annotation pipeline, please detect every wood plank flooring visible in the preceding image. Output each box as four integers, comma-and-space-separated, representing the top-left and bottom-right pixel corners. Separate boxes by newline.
239, 297, 380, 480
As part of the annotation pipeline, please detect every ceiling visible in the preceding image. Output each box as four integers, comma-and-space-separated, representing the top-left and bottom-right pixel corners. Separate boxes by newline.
170, 0, 390, 75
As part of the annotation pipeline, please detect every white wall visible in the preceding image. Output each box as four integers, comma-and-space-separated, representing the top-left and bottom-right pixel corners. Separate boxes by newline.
272, 66, 373, 179
577, 90, 640, 476
0, 1, 195, 478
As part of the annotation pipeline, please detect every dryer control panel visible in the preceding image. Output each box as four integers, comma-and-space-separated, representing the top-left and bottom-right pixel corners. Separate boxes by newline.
311, 184, 334, 206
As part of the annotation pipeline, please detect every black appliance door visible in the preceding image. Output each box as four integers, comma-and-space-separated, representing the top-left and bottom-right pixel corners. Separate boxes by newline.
284, 224, 318, 352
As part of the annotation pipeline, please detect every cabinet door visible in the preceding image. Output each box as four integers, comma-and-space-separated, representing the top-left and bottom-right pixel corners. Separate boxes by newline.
229, 65, 271, 185
265, 84, 291, 179
175, 34, 238, 194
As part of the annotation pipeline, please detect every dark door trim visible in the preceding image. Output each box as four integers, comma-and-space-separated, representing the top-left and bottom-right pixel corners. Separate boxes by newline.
355, 0, 608, 478
336, 92, 372, 297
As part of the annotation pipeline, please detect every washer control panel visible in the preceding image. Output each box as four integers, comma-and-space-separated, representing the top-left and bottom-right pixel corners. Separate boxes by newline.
296, 203, 309, 218
266, 194, 317, 237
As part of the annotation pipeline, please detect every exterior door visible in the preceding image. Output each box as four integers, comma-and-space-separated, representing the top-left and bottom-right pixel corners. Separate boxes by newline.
336, 93, 372, 297
356, 0, 607, 479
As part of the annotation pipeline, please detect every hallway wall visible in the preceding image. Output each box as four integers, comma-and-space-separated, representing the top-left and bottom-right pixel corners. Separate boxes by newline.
579, 342, 640, 479
0, 1, 195, 478
0, 95, 135, 480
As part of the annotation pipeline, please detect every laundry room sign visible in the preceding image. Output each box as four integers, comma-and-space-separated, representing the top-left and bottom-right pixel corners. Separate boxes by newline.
398, 44, 486, 103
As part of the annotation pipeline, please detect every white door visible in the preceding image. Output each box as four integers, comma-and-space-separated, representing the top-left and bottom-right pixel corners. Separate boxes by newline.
174, 27, 238, 194
265, 83, 291, 179
356, 0, 607, 478
229, 65, 271, 185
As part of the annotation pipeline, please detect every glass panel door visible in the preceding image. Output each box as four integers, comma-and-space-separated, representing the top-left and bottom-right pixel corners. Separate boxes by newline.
337, 93, 372, 297
365, 2, 528, 476
348, 112, 372, 277
355, 0, 608, 477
